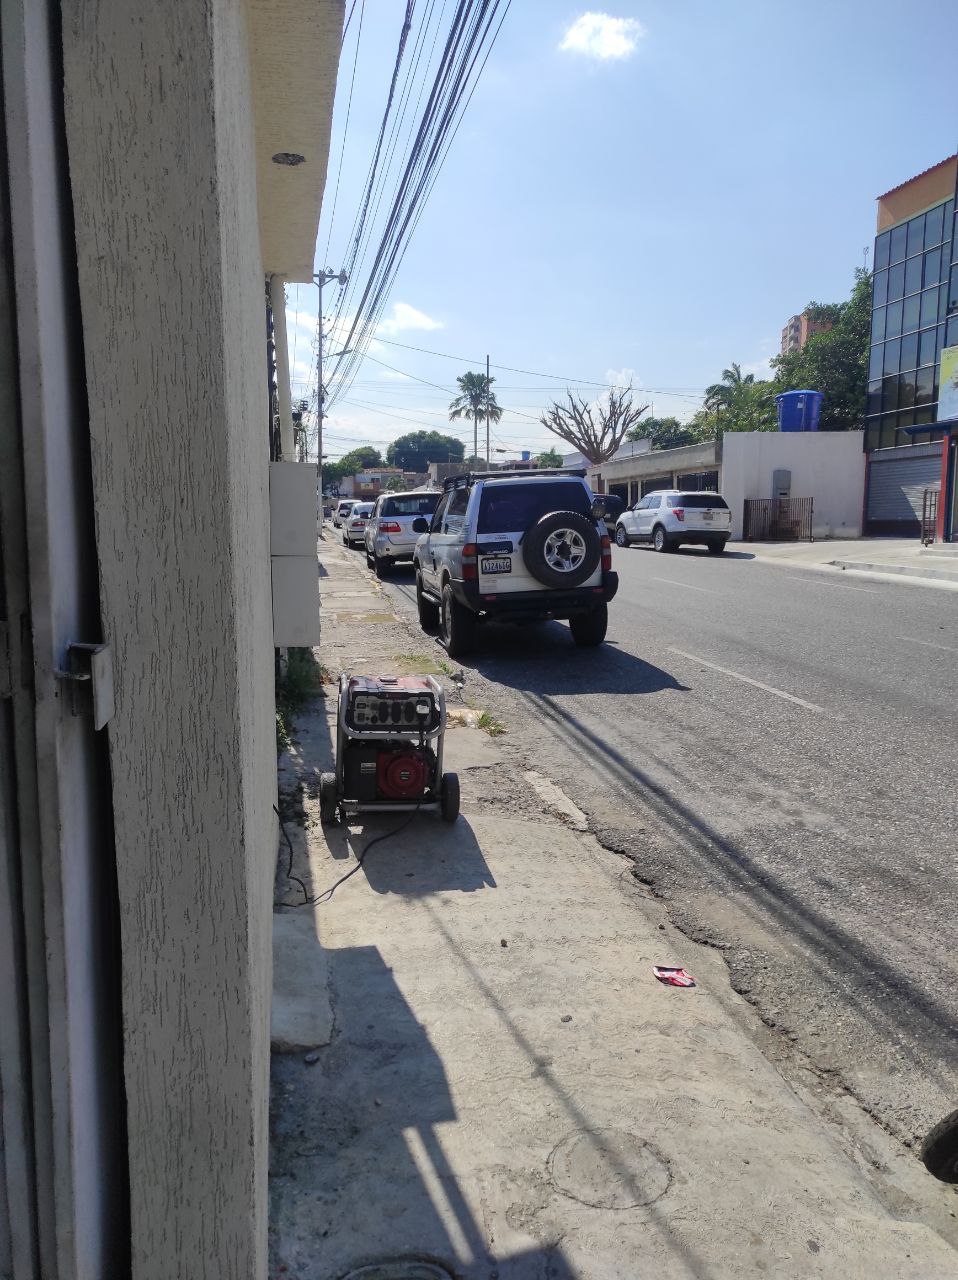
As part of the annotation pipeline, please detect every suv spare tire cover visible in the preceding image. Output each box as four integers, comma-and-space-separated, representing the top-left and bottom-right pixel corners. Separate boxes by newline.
522, 510, 601, 588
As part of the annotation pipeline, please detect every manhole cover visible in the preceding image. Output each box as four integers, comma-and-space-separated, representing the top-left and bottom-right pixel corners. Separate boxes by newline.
549, 1127, 671, 1209
339, 1263, 454, 1280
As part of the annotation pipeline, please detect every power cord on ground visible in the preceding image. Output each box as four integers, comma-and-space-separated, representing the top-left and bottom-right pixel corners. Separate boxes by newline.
273, 801, 423, 908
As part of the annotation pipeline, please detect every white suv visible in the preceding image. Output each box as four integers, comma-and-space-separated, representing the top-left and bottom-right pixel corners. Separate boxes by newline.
413, 470, 620, 657
614, 490, 731, 554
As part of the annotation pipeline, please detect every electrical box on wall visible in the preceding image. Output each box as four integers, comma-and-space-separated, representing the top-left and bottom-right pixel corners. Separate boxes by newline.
772, 468, 791, 499
269, 461, 319, 645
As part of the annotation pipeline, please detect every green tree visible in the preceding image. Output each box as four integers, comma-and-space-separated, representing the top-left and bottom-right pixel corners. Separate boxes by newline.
771, 270, 870, 431
338, 446, 383, 473
385, 430, 465, 473
535, 446, 564, 467
627, 415, 700, 450
449, 371, 503, 458
385, 475, 408, 491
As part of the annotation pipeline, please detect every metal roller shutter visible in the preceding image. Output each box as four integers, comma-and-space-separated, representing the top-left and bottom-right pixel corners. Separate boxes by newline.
866, 445, 942, 526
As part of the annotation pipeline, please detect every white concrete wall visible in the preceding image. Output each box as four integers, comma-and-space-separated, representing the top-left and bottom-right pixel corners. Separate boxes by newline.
721, 431, 866, 540
62, 2, 275, 1276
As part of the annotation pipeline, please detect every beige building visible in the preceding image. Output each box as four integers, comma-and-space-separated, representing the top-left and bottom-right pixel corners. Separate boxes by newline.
781, 310, 834, 355
0, 2, 342, 1277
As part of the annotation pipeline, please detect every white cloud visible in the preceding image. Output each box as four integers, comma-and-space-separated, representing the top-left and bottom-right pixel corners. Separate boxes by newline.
559, 13, 645, 60
376, 302, 444, 337
605, 366, 639, 388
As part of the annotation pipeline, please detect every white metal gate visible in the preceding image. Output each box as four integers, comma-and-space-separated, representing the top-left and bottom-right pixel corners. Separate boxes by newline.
865, 442, 942, 535
0, 2, 127, 1274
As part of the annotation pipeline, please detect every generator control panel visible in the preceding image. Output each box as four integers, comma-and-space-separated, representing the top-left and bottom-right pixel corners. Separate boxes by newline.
344, 676, 442, 734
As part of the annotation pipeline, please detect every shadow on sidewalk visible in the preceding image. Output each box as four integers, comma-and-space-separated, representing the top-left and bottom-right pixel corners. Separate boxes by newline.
320, 815, 496, 895
270, 939, 581, 1278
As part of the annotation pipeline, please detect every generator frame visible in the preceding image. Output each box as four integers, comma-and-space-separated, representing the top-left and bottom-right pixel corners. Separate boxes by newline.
326, 673, 454, 819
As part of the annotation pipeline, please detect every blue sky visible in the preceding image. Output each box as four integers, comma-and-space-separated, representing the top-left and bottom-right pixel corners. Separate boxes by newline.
287, 1, 958, 462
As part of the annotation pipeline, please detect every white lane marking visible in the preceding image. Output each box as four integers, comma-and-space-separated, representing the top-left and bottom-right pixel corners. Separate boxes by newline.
651, 577, 719, 594
789, 575, 881, 594
668, 648, 825, 713
899, 635, 958, 654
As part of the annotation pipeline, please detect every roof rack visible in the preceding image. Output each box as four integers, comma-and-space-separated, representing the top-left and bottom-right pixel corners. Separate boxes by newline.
442, 468, 586, 490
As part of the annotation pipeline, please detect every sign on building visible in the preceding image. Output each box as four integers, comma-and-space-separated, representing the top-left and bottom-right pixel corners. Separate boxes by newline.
939, 344, 958, 423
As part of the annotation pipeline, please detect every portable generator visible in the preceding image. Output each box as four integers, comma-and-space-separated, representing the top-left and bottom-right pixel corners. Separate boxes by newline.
319, 675, 459, 824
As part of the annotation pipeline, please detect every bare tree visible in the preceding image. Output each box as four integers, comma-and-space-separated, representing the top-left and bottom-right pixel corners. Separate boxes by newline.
540, 387, 650, 465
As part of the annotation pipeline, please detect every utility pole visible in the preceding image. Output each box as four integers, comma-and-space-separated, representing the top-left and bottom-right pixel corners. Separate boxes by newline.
313, 267, 348, 488
485, 353, 491, 467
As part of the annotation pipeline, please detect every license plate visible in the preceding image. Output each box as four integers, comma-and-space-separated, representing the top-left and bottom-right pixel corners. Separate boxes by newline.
481, 556, 511, 575
702, 511, 713, 521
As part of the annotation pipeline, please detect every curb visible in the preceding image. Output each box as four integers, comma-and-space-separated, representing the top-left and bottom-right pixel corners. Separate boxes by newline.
831, 558, 958, 585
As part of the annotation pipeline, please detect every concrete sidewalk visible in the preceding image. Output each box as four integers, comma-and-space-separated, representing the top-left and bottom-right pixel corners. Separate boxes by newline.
268, 537, 958, 1279
729, 537, 958, 589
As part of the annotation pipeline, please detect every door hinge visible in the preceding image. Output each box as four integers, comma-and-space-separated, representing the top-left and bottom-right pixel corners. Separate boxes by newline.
54, 641, 114, 730
0, 620, 10, 699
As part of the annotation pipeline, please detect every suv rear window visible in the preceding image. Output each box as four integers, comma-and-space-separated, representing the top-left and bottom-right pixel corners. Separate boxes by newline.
381, 494, 439, 517
477, 481, 591, 533
668, 493, 728, 509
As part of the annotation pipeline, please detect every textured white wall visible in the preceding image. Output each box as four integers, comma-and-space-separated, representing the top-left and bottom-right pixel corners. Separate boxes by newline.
722, 432, 866, 539
62, 1, 275, 1276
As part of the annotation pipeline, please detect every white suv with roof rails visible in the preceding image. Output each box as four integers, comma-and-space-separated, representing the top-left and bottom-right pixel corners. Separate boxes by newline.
412, 470, 622, 657
365, 489, 440, 577
614, 490, 731, 554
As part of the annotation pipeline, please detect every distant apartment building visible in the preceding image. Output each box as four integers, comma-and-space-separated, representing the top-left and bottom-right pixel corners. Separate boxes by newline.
780, 311, 833, 355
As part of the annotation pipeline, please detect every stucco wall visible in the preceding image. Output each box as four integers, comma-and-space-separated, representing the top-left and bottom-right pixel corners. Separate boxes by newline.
722, 431, 865, 540
877, 157, 956, 231
62, 1, 274, 1276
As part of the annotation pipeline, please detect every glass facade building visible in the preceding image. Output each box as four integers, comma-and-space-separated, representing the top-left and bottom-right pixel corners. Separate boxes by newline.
866, 193, 958, 451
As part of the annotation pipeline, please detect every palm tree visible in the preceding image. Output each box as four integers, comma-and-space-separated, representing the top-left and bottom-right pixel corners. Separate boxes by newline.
449, 371, 502, 465
704, 362, 753, 414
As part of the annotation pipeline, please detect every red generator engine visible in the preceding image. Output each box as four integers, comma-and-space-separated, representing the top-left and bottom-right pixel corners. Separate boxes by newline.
319, 675, 459, 824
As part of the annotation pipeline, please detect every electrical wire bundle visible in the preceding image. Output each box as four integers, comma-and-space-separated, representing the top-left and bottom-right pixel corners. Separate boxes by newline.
323, 0, 512, 413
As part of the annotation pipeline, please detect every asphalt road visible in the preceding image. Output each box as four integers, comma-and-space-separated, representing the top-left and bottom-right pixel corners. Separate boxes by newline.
378, 542, 958, 1147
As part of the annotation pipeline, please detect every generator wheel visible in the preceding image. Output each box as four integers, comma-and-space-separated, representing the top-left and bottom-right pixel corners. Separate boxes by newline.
440, 772, 460, 823
319, 772, 339, 825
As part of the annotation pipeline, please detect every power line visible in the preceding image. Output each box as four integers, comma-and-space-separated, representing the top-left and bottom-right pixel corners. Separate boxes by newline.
325, 1, 512, 410
321, 0, 366, 265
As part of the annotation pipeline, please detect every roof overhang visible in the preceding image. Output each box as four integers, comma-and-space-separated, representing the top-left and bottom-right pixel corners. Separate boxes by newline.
248, 0, 344, 283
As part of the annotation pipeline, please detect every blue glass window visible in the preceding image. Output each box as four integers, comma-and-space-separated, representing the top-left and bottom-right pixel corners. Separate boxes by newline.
887, 261, 905, 300
902, 293, 920, 334
923, 247, 942, 287
885, 299, 903, 339
873, 269, 888, 307
900, 330, 919, 372
882, 375, 900, 411
874, 231, 891, 271
869, 344, 884, 381
906, 214, 925, 259
867, 380, 882, 415
898, 373, 916, 409
915, 366, 934, 406
883, 337, 901, 375
920, 287, 939, 329
905, 254, 922, 295
871, 306, 886, 343
918, 327, 937, 367
924, 203, 945, 249
889, 223, 908, 265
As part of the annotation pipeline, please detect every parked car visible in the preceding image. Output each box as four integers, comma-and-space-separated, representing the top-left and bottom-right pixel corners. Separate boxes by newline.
614, 490, 731, 553
365, 490, 441, 577
342, 502, 374, 547
413, 470, 618, 657
333, 499, 355, 528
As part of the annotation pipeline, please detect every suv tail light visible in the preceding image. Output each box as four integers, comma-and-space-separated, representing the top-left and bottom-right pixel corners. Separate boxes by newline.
462, 543, 478, 581
672, 508, 685, 522
379, 521, 402, 533
601, 533, 612, 573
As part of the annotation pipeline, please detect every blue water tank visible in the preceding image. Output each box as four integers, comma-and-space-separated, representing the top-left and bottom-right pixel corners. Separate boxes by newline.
776, 390, 822, 432
520, 449, 531, 461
